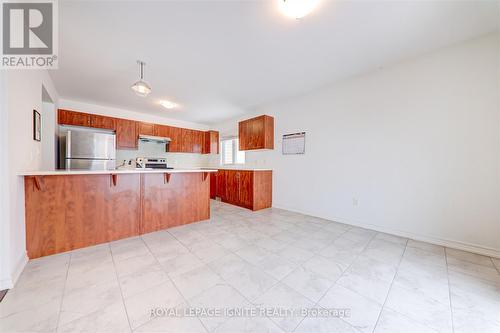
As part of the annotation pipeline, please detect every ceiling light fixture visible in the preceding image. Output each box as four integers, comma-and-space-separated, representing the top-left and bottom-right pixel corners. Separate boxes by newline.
278, 0, 320, 19
160, 100, 178, 109
131, 60, 151, 97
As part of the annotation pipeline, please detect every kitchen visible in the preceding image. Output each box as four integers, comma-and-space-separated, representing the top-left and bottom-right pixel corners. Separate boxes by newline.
21, 108, 273, 258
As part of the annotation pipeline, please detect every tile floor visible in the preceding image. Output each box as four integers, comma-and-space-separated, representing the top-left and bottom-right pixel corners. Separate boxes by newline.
1, 200, 499, 332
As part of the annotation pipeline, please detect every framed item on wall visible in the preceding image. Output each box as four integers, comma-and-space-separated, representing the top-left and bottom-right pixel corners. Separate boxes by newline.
282, 132, 305, 155
33, 110, 41, 141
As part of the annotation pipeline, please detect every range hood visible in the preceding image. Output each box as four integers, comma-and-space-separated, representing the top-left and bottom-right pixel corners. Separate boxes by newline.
139, 134, 172, 144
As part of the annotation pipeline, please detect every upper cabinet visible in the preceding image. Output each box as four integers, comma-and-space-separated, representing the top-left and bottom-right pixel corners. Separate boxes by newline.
238, 115, 274, 150
192, 130, 204, 154
203, 130, 219, 154
116, 119, 138, 149
57, 109, 219, 154
58, 109, 91, 127
167, 127, 183, 152
90, 114, 116, 130
138, 122, 155, 136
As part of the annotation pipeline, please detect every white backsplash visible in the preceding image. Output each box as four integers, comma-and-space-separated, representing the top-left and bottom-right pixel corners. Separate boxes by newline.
116, 141, 213, 168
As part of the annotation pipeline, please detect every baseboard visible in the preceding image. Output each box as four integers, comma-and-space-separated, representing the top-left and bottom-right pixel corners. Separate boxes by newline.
0, 278, 12, 291
272, 204, 500, 259
0, 252, 28, 290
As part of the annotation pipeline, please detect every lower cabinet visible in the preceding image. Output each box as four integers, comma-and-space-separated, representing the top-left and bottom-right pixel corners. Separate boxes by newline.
215, 169, 272, 211
210, 172, 217, 199
24, 172, 211, 259
141, 173, 210, 233
25, 174, 141, 258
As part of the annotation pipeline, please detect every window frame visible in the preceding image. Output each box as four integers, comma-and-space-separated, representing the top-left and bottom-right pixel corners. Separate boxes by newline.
221, 137, 245, 165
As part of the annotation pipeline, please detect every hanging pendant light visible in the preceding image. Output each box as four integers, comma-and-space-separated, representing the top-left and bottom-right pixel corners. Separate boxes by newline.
131, 60, 152, 97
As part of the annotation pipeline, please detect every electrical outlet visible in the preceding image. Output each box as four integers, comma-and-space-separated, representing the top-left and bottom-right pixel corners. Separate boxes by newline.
352, 197, 359, 206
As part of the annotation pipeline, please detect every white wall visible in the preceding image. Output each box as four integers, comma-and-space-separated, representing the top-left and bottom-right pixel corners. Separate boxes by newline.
0, 71, 11, 289
214, 33, 500, 257
41, 100, 57, 170
3, 70, 60, 289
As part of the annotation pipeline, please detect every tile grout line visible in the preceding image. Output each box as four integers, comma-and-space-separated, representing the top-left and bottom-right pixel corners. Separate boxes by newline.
140, 233, 210, 333
54, 252, 72, 331
165, 227, 230, 333
291, 231, 378, 333
444, 248, 456, 333
109, 243, 134, 333
171, 209, 334, 332
171, 217, 279, 332
228, 218, 319, 332
286, 228, 356, 332
11, 202, 495, 333
369, 238, 408, 333
208, 214, 313, 331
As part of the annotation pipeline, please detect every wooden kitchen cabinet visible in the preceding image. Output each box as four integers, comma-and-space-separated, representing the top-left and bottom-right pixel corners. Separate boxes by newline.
89, 114, 115, 130
193, 130, 204, 154
57, 109, 219, 154
59, 109, 116, 130
58, 109, 91, 127
210, 172, 217, 199
141, 173, 210, 233
116, 118, 138, 149
239, 115, 274, 150
203, 130, 219, 154
216, 170, 226, 200
24, 172, 213, 258
224, 170, 240, 205
238, 171, 254, 208
180, 128, 204, 153
138, 122, 155, 135
167, 127, 183, 152
25, 174, 141, 258
215, 169, 272, 211
153, 124, 200, 153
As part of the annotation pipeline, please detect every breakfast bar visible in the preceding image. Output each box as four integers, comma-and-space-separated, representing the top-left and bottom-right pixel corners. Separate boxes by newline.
21, 169, 217, 259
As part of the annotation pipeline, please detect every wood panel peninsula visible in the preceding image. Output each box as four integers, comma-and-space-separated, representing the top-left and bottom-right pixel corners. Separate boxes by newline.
21, 169, 217, 259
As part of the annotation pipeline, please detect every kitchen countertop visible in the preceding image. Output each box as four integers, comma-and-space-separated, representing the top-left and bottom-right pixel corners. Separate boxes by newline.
201, 167, 273, 171
20, 168, 218, 176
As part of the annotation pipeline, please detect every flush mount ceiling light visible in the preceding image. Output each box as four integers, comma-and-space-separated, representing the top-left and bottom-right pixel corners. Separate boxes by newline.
160, 100, 178, 109
278, 0, 320, 19
131, 60, 152, 97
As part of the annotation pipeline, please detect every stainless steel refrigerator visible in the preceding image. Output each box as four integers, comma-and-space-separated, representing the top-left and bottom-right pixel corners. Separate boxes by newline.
59, 127, 116, 170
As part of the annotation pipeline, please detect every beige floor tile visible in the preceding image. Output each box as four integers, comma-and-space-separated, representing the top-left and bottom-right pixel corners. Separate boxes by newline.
319, 284, 382, 333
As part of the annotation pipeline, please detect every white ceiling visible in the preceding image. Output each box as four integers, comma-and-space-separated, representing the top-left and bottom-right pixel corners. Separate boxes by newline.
51, 0, 499, 125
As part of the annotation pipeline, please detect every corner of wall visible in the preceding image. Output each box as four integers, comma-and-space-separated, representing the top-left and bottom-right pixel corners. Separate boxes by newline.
0, 252, 28, 290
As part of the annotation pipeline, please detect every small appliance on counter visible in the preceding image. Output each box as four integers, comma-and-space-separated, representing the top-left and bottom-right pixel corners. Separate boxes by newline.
59, 126, 116, 170
136, 157, 173, 169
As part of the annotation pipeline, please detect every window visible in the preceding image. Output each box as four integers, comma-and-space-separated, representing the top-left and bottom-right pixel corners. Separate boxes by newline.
221, 138, 245, 165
